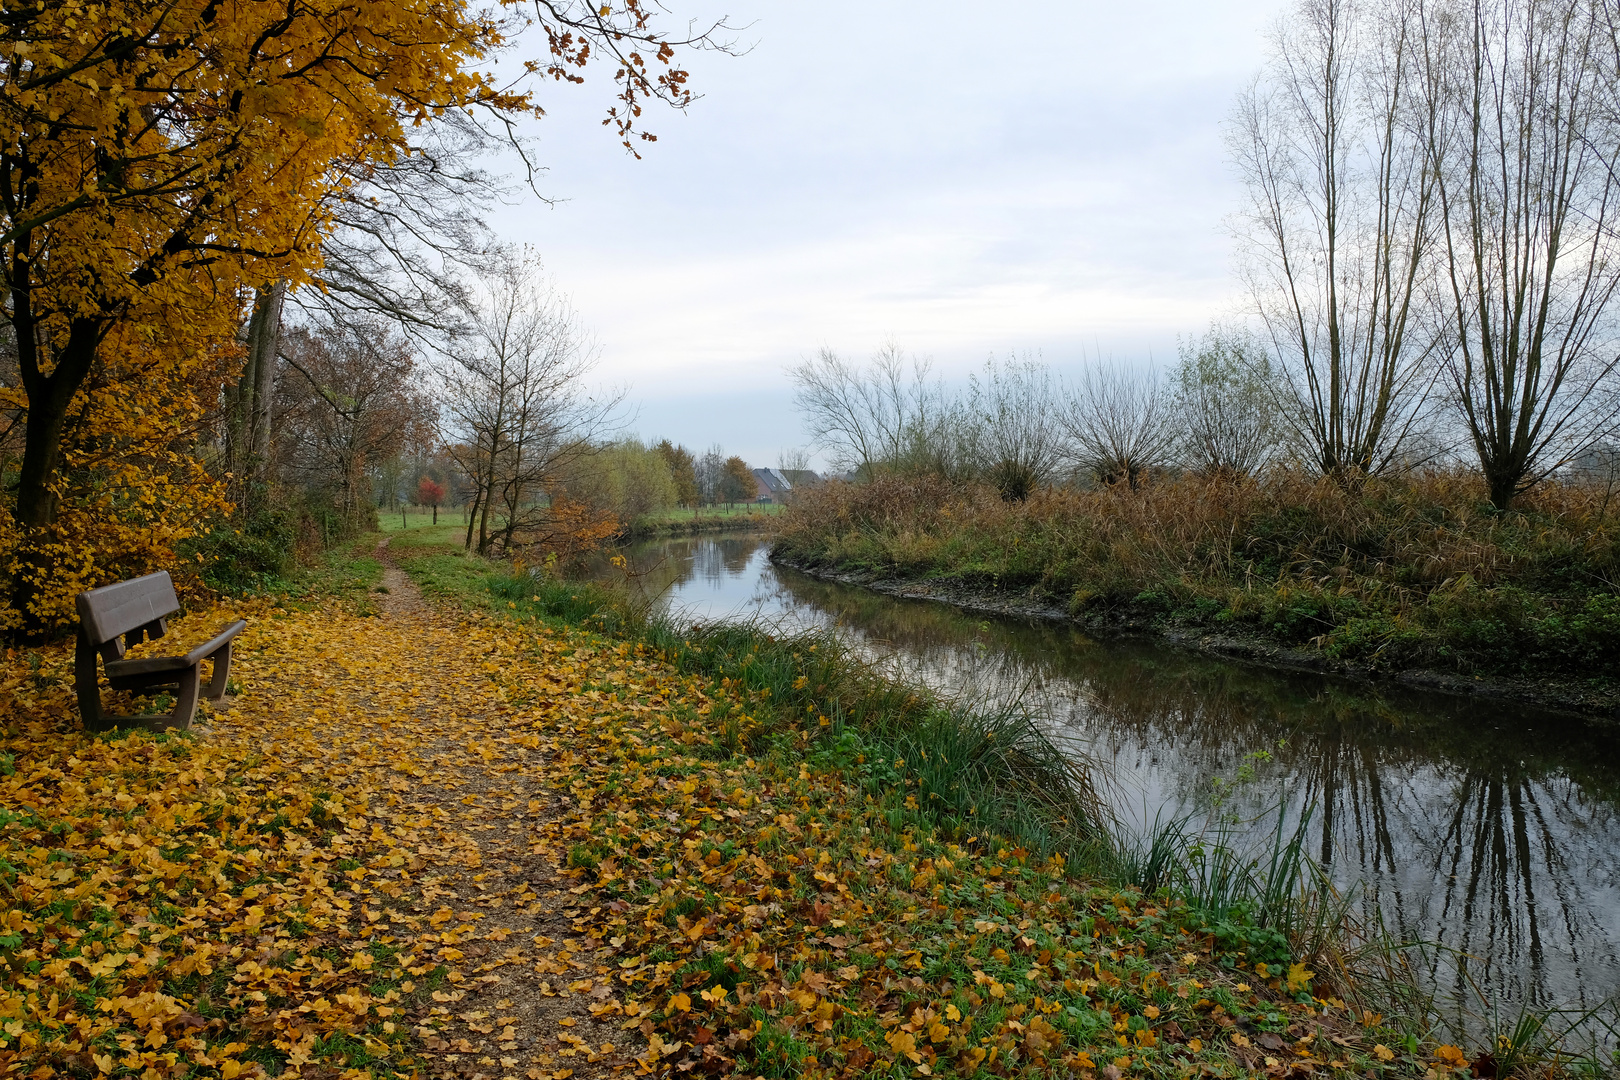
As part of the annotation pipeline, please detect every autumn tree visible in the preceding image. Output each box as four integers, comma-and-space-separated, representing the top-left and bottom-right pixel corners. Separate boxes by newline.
720, 456, 756, 507
273, 321, 438, 532
417, 476, 448, 524
0, 0, 724, 631
0, 320, 235, 628
655, 440, 701, 507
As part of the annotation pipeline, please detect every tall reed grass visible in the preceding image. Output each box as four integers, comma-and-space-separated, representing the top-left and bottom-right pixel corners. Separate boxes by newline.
775, 470, 1620, 680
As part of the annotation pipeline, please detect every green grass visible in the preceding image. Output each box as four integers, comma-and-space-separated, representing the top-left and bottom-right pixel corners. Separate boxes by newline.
377, 507, 459, 533
263, 537, 386, 614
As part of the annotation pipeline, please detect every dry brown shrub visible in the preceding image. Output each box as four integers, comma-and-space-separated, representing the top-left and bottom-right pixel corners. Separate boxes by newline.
781, 467, 1620, 602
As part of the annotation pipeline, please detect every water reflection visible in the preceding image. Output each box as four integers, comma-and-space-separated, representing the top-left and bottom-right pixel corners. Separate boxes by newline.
601, 533, 1620, 1020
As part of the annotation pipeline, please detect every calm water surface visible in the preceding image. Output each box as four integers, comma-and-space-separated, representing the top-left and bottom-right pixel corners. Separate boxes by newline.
599, 532, 1620, 1030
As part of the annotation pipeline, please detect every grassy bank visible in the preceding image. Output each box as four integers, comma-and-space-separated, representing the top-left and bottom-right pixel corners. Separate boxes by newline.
380, 529, 1606, 1077
622, 503, 784, 539
772, 472, 1620, 708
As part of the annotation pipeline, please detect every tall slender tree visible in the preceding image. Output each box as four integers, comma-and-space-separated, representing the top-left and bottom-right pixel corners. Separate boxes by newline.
439, 248, 619, 556
1231, 0, 1444, 481
1418, 0, 1620, 509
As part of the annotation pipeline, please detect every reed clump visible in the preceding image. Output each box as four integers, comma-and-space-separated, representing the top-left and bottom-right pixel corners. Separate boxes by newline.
775, 470, 1620, 680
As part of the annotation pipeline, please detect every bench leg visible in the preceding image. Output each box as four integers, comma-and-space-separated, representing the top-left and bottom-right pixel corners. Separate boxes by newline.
157, 665, 202, 732
75, 635, 114, 732
204, 640, 234, 702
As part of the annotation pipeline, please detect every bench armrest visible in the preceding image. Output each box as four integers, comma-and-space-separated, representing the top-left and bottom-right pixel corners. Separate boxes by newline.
183, 619, 247, 666
104, 620, 247, 678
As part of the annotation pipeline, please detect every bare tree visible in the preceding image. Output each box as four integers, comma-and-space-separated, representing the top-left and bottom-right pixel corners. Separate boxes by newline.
774, 446, 812, 503
439, 247, 619, 555
966, 354, 1064, 500
1418, 0, 1620, 509
1231, 0, 1444, 481
695, 445, 725, 505
1058, 364, 1179, 488
273, 320, 437, 527
776, 446, 809, 472
297, 115, 506, 337
788, 340, 941, 475
1171, 324, 1283, 477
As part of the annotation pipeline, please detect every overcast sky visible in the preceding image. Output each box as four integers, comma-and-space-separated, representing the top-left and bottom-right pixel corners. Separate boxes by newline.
491, 1, 1282, 469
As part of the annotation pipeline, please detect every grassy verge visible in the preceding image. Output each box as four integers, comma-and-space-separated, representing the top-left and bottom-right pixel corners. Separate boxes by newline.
382, 538, 1605, 1076
771, 472, 1620, 705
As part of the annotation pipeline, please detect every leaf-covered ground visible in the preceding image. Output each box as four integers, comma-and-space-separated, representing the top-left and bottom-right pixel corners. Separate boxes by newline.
0, 546, 1466, 1079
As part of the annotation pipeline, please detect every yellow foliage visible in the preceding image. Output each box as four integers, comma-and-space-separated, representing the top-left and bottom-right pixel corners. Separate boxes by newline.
0, 0, 530, 624
1434, 1044, 1469, 1068
0, 319, 236, 632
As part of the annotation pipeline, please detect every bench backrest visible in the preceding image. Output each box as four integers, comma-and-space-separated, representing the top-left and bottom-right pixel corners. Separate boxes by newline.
76, 571, 180, 646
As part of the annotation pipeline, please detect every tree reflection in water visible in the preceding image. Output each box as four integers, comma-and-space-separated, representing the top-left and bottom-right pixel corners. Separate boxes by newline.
600, 534, 1620, 1019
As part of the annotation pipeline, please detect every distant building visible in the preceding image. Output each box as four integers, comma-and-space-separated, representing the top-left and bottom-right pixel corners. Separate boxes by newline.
751, 467, 822, 504
1566, 443, 1620, 484
781, 469, 824, 490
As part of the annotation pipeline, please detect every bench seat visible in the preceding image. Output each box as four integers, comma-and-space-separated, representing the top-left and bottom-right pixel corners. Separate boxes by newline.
74, 572, 246, 731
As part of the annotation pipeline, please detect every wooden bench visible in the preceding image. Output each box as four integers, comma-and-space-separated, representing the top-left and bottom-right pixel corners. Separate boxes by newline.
74, 571, 246, 731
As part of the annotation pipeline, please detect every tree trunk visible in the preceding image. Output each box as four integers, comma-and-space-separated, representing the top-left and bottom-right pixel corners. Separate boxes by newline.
1487, 469, 1519, 514
228, 282, 287, 502
249, 282, 284, 464
10, 316, 103, 635
476, 469, 496, 555
465, 490, 481, 550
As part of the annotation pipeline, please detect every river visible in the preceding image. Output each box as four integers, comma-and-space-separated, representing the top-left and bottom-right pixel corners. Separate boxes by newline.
598, 531, 1620, 1034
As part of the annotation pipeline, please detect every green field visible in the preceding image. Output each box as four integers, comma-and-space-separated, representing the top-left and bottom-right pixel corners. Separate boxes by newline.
376, 506, 461, 532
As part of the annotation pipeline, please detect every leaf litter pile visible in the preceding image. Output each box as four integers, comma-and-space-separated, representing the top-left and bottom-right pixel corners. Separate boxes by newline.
0, 565, 1462, 1079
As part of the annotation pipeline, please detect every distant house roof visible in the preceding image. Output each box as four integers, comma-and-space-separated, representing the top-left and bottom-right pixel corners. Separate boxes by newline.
781, 469, 822, 488
753, 468, 793, 494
